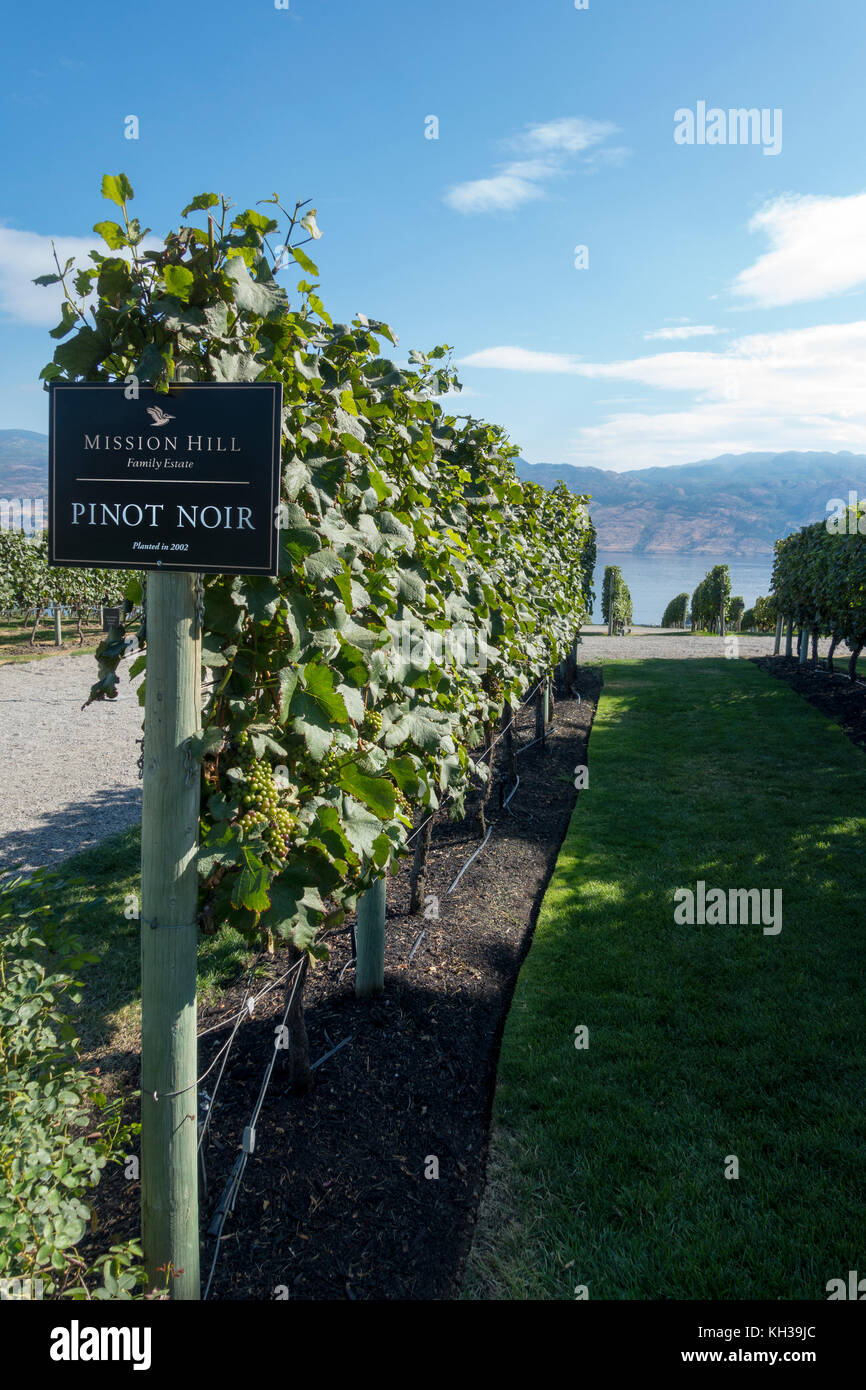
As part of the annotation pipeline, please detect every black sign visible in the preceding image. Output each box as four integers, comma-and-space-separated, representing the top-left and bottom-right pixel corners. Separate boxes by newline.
102, 606, 122, 631
48, 381, 282, 575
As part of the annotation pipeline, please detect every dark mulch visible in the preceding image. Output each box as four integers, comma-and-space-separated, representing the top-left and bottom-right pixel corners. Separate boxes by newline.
753, 655, 866, 753
86, 667, 602, 1300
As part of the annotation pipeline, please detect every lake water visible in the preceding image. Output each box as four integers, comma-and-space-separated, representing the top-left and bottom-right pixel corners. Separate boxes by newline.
591, 551, 774, 626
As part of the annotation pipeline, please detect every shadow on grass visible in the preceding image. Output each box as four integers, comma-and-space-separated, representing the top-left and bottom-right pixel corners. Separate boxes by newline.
0, 786, 142, 875
33, 825, 262, 1058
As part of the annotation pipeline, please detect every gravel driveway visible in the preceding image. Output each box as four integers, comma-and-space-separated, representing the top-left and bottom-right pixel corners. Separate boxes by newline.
0, 653, 143, 872
577, 629, 837, 662
0, 629, 843, 874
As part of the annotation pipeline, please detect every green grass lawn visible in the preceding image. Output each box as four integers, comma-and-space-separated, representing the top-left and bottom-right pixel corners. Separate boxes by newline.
464, 658, 866, 1300
38, 827, 260, 1059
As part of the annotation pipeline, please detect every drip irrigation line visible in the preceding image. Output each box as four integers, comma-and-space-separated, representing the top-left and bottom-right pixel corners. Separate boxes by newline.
479, 677, 545, 764
204, 961, 304, 1300
446, 825, 494, 897
503, 774, 520, 808
407, 930, 426, 961
403, 675, 546, 852
514, 726, 555, 758
407, 770, 520, 962
311, 1034, 353, 1071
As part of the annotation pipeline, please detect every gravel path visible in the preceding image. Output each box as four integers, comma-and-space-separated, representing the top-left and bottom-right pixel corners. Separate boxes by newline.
0, 629, 846, 874
578, 629, 837, 662
0, 653, 143, 872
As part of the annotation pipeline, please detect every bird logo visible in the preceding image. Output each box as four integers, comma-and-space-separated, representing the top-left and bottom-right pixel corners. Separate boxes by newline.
146, 405, 176, 427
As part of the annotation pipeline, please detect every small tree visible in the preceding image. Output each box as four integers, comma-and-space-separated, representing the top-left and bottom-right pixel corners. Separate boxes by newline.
602, 565, 632, 634
661, 592, 689, 628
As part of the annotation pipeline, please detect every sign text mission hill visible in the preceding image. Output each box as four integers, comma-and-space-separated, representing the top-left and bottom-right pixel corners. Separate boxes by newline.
48, 381, 282, 575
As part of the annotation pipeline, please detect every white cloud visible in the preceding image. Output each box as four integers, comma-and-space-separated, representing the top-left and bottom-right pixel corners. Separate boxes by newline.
459, 345, 582, 373
731, 192, 866, 308
511, 116, 617, 156
458, 321, 866, 468
444, 172, 548, 215
0, 228, 102, 327
444, 116, 624, 215
0, 226, 163, 328
643, 324, 726, 341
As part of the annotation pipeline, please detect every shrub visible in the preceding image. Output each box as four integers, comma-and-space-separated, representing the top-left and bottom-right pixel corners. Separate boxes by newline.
0, 868, 145, 1298
691, 564, 731, 633
662, 593, 689, 627
602, 566, 632, 632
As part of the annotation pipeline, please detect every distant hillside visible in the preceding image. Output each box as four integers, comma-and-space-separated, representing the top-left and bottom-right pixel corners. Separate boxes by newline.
2, 433, 864, 555
0, 430, 49, 501
516, 451, 866, 555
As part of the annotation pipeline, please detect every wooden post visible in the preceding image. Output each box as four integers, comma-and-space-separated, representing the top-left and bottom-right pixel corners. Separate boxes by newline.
535, 683, 546, 745
356, 877, 386, 997
284, 944, 311, 1092
475, 722, 494, 835
785, 617, 794, 658
773, 615, 783, 655
140, 572, 201, 1301
409, 812, 434, 915
502, 701, 516, 782
54, 607, 62, 647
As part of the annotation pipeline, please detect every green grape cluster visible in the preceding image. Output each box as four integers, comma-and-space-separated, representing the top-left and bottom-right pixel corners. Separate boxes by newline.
482, 671, 503, 698
361, 707, 383, 739
320, 745, 343, 779
241, 757, 295, 859
394, 786, 411, 818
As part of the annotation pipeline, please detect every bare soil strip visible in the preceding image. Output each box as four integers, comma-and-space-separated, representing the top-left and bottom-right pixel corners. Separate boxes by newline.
84, 674, 601, 1300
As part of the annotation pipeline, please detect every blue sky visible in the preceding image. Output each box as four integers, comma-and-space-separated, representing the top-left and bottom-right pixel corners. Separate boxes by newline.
2, 0, 866, 471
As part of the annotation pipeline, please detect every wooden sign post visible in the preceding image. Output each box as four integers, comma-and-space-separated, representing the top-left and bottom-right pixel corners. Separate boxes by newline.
356, 878, 386, 997
48, 379, 282, 1300
140, 572, 201, 1299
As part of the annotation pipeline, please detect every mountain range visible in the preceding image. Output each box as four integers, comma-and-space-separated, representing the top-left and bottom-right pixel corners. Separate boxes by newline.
516, 451, 866, 554
0, 430, 50, 502
1, 430, 864, 555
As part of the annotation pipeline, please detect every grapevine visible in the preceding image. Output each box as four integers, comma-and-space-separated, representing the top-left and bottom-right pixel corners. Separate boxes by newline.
35, 174, 596, 963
